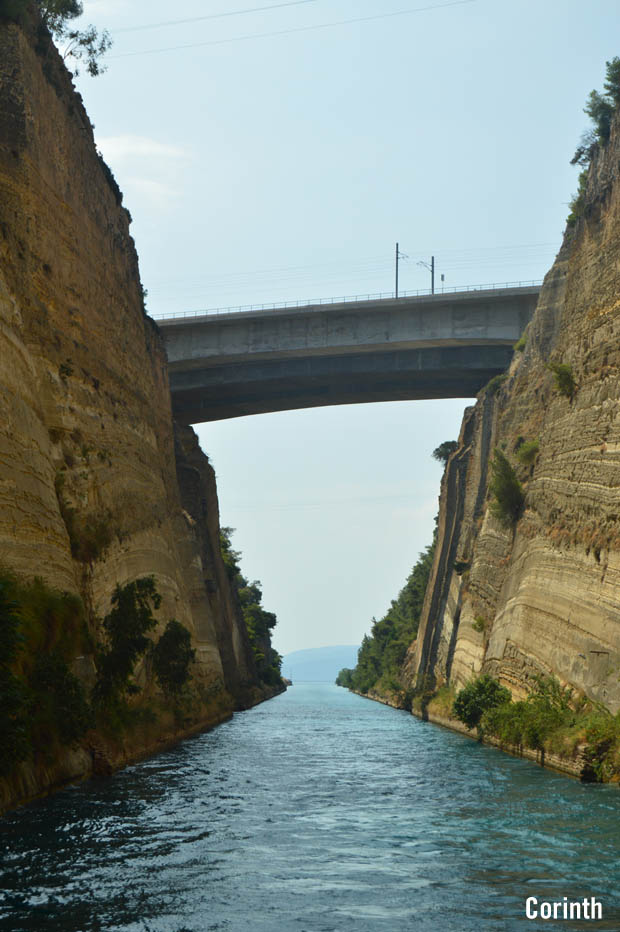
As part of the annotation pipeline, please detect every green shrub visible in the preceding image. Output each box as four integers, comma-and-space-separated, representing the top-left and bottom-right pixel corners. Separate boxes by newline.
95, 577, 160, 703
73, 515, 113, 563
489, 449, 525, 526
152, 620, 195, 698
336, 668, 354, 687
343, 538, 436, 696
513, 332, 527, 352
515, 439, 539, 465
0, 571, 92, 773
220, 528, 282, 688
483, 700, 530, 746
547, 361, 576, 399
54, 473, 113, 563
451, 670, 620, 781
482, 675, 575, 750
452, 675, 511, 730
581, 711, 620, 782
0, 581, 29, 775
97, 152, 123, 205
31, 651, 91, 746
484, 373, 508, 396
472, 615, 486, 633
566, 171, 588, 228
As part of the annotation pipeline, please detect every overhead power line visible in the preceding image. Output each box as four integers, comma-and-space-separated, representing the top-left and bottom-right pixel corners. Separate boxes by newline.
114, 1, 320, 34
111, 0, 476, 59
145, 242, 558, 292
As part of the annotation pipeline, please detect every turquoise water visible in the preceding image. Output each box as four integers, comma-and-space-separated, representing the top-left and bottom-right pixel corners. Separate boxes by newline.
1, 683, 620, 931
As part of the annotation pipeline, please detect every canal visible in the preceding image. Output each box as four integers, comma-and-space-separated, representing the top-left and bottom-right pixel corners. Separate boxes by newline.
1, 684, 620, 931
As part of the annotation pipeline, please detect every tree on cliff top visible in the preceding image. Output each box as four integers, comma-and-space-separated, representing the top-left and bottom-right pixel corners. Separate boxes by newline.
572, 57, 620, 165
432, 440, 458, 466
0, 0, 111, 75
220, 527, 282, 687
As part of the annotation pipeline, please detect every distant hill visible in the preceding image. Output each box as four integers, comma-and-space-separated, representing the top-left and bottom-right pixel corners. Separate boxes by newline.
281, 645, 359, 683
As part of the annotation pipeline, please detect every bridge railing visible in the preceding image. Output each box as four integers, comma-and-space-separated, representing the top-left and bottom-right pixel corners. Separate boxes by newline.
153, 279, 543, 321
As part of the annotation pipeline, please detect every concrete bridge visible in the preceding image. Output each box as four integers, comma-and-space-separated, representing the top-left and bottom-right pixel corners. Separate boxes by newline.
158, 284, 541, 423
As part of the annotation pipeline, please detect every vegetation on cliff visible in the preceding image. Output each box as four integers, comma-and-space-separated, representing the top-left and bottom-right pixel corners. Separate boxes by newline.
568, 57, 620, 225
94, 578, 161, 706
432, 441, 458, 466
452, 674, 620, 782
336, 537, 435, 696
220, 528, 283, 688
0, 570, 91, 775
152, 621, 196, 699
488, 449, 524, 526
572, 57, 620, 165
0, 569, 198, 777
452, 675, 511, 731
546, 361, 576, 400
0, 0, 111, 75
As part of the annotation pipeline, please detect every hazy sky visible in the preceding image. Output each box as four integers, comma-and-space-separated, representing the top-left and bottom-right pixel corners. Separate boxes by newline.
73, 0, 619, 653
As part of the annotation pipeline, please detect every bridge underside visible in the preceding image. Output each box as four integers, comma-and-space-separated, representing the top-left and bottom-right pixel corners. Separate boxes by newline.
170, 343, 513, 423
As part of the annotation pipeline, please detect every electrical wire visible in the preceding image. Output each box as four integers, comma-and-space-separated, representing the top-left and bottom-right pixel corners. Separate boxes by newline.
114, 1, 320, 34
146, 244, 557, 283
110, 0, 475, 59
223, 491, 431, 511
144, 242, 558, 295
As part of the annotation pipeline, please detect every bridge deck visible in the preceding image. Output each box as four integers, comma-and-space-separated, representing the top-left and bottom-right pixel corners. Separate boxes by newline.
157, 285, 541, 423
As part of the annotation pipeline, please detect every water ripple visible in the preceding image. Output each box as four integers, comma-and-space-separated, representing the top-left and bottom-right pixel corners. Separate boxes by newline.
1, 684, 620, 931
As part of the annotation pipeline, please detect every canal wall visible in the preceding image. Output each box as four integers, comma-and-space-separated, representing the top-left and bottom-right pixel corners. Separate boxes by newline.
0, 14, 281, 813
413, 104, 620, 715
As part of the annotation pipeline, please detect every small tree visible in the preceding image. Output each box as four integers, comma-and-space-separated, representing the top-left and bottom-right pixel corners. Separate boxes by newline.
152, 620, 196, 698
603, 56, 620, 107
453, 675, 511, 730
584, 89, 615, 144
489, 449, 524, 526
547, 361, 576, 399
571, 57, 620, 163
0, 0, 112, 75
566, 171, 589, 227
61, 23, 112, 76
95, 577, 160, 702
432, 440, 458, 465
336, 668, 354, 687
515, 439, 539, 466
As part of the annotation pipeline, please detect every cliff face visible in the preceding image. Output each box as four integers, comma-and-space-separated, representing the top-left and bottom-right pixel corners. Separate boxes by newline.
414, 112, 620, 712
0, 20, 276, 811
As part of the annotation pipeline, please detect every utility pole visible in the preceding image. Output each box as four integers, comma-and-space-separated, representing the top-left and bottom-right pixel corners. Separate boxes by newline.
417, 255, 436, 294
395, 241, 399, 299
395, 243, 408, 298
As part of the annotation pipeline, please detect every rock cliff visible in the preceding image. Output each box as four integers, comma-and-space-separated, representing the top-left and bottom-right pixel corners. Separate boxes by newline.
413, 108, 620, 714
0, 16, 279, 812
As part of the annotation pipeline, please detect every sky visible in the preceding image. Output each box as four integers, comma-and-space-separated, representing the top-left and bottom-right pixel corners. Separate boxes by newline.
70, 0, 620, 654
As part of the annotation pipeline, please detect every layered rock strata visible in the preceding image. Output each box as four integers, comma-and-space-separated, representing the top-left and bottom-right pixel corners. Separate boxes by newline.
0, 17, 278, 812
413, 111, 620, 714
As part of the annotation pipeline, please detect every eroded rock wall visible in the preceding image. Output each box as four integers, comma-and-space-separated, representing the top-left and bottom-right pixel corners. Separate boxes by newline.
0, 18, 266, 809
414, 112, 620, 712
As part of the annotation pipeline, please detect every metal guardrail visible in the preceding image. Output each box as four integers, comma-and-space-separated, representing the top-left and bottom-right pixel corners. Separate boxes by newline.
153, 279, 543, 321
